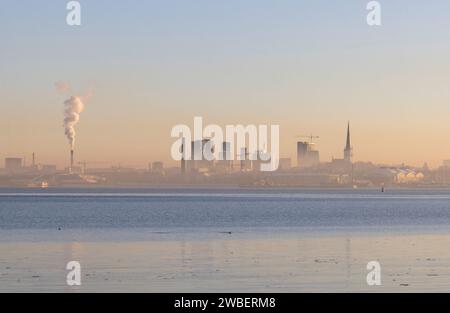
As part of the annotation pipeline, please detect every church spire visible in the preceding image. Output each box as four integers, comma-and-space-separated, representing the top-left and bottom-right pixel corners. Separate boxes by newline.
345, 121, 351, 150
344, 121, 353, 162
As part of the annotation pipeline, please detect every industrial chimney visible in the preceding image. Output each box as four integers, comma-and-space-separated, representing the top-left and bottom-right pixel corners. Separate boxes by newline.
70, 149, 74, 174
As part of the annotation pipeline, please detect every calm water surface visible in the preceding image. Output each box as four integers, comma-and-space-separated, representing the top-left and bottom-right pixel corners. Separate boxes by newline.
2, 188, 450, 292
1, 188, 450, 231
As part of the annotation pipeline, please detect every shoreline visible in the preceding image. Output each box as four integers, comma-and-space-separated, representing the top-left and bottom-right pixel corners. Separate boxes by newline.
3, 185, 450, 191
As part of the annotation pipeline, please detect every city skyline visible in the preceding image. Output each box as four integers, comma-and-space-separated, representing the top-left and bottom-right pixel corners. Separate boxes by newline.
1, 121, 446, 171
2, 112, 450, 170
2, 117, 445, 189
3, 1, 450, 167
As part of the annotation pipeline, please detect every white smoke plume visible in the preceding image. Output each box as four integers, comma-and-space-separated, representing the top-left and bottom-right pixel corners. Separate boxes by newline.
55, 81, 71, 93
63, 96, 85, 149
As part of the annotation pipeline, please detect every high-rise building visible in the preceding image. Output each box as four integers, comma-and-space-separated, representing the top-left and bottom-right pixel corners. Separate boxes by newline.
344, 122, 353, 163
185, 139, 215, 172
297, 142, 308, 166
297, 142, 320, 168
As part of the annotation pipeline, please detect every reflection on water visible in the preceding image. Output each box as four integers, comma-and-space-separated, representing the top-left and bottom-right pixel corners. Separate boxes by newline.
1, 233, 450, 292
2, 188, 450, 292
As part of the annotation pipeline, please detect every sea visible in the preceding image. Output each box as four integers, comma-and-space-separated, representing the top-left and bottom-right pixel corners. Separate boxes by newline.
2, 187, 450, 292
1, 187, 450, 240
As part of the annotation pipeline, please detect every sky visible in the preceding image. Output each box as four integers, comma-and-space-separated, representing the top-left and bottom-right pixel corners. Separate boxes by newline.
2, 0, 450, 168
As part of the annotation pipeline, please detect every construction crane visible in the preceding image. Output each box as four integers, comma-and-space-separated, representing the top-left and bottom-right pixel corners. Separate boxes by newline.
296, 134, 320, 143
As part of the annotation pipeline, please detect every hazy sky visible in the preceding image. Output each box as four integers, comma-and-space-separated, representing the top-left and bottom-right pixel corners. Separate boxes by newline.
2, 1, 450, 168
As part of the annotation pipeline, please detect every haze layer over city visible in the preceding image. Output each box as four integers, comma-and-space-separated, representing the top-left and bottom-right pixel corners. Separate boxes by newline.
2, 120, 450, 188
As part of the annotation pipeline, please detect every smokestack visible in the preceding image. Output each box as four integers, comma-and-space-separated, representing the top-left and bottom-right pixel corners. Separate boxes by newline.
181, 140, 186, 174
70, 149, 74, 174
32, 153, 35, 167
